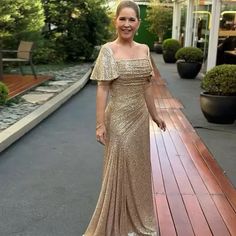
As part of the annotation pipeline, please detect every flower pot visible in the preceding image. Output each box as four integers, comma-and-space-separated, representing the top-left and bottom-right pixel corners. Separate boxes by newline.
200, 92, 236, 124
153, 42, 163, 54
177, 61, 202, 79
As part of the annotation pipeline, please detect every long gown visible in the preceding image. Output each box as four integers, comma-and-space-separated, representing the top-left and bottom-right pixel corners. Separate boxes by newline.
83, 44, 158, 236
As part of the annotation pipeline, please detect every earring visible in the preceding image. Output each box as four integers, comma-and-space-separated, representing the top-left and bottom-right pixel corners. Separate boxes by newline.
136, 31, 139, 36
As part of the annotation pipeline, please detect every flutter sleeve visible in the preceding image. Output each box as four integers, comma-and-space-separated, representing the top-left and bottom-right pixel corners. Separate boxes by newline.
90, 45, 119, 81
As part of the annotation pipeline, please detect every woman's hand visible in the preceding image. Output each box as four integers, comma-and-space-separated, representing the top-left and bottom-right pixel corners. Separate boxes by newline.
96, 124, 106, 145
154, 117, 166, 131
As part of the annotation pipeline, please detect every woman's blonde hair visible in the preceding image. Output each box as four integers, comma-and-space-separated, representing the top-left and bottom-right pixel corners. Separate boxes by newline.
116, 0, 140, 19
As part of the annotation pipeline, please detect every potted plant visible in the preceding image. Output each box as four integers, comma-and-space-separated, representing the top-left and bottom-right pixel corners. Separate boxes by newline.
200, 64, 236, 124
175, 47, 204, 79
146, 5, 172, 54
162, 39, 181, 63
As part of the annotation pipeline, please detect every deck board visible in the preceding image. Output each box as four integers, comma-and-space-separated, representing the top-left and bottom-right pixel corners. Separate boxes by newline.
151, 75, 236, 235
1, 74, 53, 98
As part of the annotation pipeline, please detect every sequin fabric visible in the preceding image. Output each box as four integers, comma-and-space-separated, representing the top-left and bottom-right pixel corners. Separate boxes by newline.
84, 44, 158, 236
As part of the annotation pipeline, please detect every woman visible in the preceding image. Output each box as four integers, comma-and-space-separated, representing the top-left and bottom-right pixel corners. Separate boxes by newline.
83, 1, 166, 235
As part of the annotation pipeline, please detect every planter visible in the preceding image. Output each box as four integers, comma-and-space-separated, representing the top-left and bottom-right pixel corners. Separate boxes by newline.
153, 42, 163, 54
163, 51, 176, 63
200, 92, 236, 124
177, 61, 202, 79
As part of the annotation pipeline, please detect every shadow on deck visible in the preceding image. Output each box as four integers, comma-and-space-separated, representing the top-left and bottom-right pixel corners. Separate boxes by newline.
1, 74, 53, 99
151, 78, 236, 235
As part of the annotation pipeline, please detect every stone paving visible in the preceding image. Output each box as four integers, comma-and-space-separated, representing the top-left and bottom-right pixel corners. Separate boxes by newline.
0, 63, 92, 132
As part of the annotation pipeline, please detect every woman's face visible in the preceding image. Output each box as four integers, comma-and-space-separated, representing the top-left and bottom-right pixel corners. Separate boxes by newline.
115, 7, 140, 41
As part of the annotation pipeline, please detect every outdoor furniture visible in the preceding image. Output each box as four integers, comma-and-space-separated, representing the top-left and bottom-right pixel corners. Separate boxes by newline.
0, 41, 37, 80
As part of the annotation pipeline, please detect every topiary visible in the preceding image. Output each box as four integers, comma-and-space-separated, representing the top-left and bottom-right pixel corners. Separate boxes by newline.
0, 82, 9, 105
162, 39, 181, 53
201, 64, 236, 95
162, 39, 181, 63
175, 47, 203, 63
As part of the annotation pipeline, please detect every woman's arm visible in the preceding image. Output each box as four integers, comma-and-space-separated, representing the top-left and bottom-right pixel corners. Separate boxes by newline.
96, 81, 111, 145
144, 79, 166, 131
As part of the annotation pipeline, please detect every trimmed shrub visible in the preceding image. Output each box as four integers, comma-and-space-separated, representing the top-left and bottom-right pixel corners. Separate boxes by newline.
175, 47, 203, 63
0, 82, 9, 105
201, 64, 236, 95
162, 38, 181, 63
162, 39, 181, 53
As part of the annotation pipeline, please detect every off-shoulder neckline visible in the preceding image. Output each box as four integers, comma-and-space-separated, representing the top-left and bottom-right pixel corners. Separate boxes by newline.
103, 44, 150, 62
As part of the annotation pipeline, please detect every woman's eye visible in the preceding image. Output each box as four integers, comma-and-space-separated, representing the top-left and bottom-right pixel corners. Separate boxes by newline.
119, 17, 125, 21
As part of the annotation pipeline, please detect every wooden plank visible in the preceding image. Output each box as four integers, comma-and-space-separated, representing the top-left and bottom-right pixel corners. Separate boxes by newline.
163, 98, 172, 109
183, 194, 212, 236
167, 194, 195, 236
180, 132, 223, 194
153, 125, 180, 194
1, 74, 53, 98
168, 98, 184, 109
198, 194, 231, 236
155, 194, 177, 236
150, 122, 165, 194
166, 109, 222, 194
159, 124, 194, 194
168, 130, 209, 194
195, 138, 236, 211
212, 195, 236, 236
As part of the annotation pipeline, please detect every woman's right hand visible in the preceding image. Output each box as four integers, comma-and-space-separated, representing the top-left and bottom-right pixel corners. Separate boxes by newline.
96, 124, 106, 145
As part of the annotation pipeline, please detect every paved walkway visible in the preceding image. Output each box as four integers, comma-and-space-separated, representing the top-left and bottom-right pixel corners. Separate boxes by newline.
0, 84, 100, 235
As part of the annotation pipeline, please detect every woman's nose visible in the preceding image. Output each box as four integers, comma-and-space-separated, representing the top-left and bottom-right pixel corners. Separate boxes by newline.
124, 20, 130, 27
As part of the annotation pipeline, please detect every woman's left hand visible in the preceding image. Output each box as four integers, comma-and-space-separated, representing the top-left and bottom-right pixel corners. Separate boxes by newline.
154, 117, 166, 131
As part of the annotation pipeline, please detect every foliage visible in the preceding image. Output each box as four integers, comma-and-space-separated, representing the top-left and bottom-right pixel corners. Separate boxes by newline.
33, 40, 64, 64
41, 0, 110, 61
175, 47, 203, 63
162, 39, 181, 53
0, 82, 9, 105
146, 4, 173, 42
0, 0, 45, 49
201, 65, 236, 95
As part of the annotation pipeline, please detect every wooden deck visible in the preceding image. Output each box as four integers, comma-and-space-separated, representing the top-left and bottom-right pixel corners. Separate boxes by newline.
151, 79, 236, 235
1, 74, 53, 99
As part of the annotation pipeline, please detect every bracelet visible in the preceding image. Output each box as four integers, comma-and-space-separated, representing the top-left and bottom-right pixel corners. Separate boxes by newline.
96, 123, 104, 130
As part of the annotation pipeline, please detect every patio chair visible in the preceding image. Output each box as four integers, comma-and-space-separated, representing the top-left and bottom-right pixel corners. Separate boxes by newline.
0, 41, 37, 79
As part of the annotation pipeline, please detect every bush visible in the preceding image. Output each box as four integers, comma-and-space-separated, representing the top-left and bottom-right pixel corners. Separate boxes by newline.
162, 38, 181, 63
201, 64, 236, 95
162, 39, 181, 53
146, 5, 173, 43
0, 82, 9, 105
33, 47, 63, 64
42, 0, 110, 62
175, 47, 203, 63
0, 0, 45, 49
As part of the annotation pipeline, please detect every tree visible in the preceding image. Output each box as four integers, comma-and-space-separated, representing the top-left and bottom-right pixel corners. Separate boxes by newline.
0, 0, 45, 48
41, 0, 110, 61
146, 4, 173, 43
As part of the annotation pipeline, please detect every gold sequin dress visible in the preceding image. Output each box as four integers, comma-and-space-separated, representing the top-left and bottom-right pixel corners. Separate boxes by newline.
83, 44, 158, 236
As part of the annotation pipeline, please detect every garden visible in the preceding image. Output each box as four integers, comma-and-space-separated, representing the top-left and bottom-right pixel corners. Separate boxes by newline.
0, 0, 111, 105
